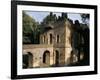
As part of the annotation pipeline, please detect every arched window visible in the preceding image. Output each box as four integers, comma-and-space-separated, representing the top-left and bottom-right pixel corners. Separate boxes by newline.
57, 35, 60, 43
50, 34, 53, 44
43, 50, 50, 65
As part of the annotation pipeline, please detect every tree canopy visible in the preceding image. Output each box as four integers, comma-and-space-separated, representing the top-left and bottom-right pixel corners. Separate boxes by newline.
80, 14, 90, 25
23, 11, 40, 44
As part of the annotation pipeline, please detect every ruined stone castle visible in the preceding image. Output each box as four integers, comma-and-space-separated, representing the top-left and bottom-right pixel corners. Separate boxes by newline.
23, 14, 88, 68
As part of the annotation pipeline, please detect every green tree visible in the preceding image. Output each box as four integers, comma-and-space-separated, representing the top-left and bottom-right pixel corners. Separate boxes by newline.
80, 14, 89, 25
23, 11, 39, 44
61, 12, 68, 19
41, 12, 57, 25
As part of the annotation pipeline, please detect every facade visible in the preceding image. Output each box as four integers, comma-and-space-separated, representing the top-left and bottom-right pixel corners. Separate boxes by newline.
23, 20, 72, 67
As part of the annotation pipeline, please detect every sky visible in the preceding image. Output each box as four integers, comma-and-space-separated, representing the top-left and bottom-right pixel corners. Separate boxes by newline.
25, 11, 83, 23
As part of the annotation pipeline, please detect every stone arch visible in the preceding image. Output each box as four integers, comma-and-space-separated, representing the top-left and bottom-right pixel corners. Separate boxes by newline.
23, 52, 33, 68
43, 50, 50, 65
27, 52, 33, 68
55, 50, 60, 66
23, 53, 29, 68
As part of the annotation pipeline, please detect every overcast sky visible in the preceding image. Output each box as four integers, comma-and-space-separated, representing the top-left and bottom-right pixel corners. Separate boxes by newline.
25, 11, 83, 23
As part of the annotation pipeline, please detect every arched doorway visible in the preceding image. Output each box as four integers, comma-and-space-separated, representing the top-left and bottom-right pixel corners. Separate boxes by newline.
55, 50, 59, 66
23, 54, 29, 68
43, 50, 50, 65
28, 52, 33, 68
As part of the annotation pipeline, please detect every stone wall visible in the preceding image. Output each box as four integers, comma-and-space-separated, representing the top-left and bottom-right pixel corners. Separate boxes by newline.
23, 20, 73, 68
23, 44, 54, 67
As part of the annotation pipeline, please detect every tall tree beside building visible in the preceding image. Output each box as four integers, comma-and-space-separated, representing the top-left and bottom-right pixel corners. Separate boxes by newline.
23, 11, 40, 44
80, 14, 89, 25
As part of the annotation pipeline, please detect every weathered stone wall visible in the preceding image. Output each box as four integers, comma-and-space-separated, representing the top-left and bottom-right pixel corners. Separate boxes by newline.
23, 20, 73, 68
40, 20, 72, 65
23, 44, 54, 67
64, 20, 73, 64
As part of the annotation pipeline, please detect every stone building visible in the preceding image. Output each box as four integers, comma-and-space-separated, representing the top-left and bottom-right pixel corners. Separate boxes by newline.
23, 15, 88, 68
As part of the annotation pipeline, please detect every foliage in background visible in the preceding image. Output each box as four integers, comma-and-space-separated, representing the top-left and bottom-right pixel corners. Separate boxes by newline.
23, 11, 40, 44
80, 14, 90, 25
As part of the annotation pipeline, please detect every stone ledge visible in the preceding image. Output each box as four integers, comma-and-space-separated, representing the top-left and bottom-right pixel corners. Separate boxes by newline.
23, 44, 53, 49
